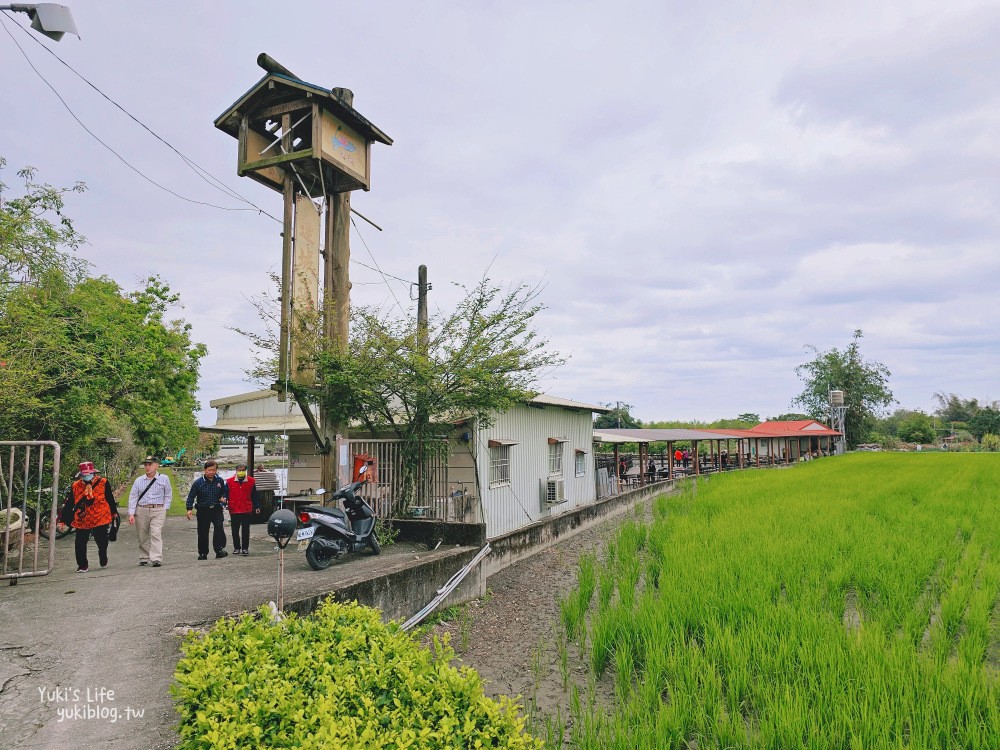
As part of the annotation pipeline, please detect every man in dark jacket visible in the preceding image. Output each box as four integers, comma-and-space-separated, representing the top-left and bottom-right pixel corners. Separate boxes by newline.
185, 460, 228, 560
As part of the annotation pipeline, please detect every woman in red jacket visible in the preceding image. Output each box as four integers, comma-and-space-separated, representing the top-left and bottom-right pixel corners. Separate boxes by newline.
60, 461, 119, 572
225, 464, 259, 555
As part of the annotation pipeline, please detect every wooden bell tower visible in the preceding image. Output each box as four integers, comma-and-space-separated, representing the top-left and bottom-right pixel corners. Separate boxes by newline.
215, 53, 392, 489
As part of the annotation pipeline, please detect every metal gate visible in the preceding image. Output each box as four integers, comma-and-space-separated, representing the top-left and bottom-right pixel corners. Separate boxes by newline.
348, 438, 455, 520
1, 441, 61, 584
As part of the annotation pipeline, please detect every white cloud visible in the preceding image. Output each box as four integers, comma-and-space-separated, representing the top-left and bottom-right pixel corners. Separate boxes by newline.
3, 0, 999, 430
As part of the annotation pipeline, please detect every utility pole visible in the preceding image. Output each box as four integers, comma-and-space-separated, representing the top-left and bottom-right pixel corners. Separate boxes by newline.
417, 264, 429, 352
276, 114, 294, 402
414, 264, 430, 504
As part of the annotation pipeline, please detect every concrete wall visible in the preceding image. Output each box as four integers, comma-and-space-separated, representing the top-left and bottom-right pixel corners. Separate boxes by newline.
483, 480, 668, 578
283, 545, 485, 624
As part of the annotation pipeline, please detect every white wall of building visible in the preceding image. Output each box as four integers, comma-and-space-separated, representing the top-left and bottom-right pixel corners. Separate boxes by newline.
474, 403, 596, 539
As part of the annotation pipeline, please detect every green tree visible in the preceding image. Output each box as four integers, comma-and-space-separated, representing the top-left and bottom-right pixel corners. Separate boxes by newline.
897, 411, 935, 444
1, 160, 205, 479
290, 276, 564, 505
737, 412, 761, 425
792, 329, 895, 448
932, 392, 981, 424
768, 413, 812, 422
595, 403, 642, 429
969, 408, 1000, 443
0, 158, 86, 286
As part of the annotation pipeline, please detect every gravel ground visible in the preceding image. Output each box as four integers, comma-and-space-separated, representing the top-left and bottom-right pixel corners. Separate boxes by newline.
422, 495, 661, 744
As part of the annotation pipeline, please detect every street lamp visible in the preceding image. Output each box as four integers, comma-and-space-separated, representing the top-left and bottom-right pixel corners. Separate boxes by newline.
0, 4, 78, 41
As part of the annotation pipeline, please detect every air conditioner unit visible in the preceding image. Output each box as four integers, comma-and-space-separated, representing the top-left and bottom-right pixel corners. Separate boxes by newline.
540, 478, 566, 510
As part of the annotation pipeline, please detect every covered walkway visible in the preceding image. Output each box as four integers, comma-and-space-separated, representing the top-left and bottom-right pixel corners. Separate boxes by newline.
594, 420, 841, 493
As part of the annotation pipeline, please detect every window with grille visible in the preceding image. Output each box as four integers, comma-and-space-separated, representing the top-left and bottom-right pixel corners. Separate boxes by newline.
489, 444, 511, 487
575, 450, 586, 477
548, 441, 563, 476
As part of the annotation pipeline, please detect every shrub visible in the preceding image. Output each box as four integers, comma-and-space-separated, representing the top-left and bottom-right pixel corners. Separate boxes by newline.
173, 601, 541, 749
981, 433, 1000, 452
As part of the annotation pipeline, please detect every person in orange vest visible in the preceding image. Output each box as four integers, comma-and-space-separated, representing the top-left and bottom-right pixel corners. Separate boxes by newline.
225, 464, 259, 556
59, 461, 119, 572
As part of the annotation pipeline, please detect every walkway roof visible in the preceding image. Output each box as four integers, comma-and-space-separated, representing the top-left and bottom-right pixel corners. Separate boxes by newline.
594, 421, 840, 443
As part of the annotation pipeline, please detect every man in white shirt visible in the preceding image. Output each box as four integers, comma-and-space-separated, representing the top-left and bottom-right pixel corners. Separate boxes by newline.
127, 456, 173, 567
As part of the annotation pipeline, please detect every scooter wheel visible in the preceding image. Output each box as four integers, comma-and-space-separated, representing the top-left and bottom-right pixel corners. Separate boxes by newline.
305, 540, 333, 570
368, 534, 381, 555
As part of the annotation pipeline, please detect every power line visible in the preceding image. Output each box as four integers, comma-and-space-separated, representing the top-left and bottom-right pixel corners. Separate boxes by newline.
2, 10, 281, 220
350, 216, 408, 315
3, 12, 419, 301
0, 13, 273, 216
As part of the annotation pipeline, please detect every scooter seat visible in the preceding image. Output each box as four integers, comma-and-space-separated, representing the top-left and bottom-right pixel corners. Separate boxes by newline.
308, 505, 347, 519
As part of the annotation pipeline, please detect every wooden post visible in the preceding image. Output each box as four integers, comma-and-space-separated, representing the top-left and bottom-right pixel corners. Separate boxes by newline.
277, 113, 294, 401
247, 435, 256, 472
317, 89, 356, 493
667, 442, 674, 480
611, 443, 622, 495
694, 441, 700, 476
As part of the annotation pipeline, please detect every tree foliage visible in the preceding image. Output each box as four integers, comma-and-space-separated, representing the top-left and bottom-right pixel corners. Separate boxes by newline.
0, 160, 205, 482
0, 157, 86, 285
969, 408, 1000, 443
305, 277, 564, 443
792, 329, 894, 448
594, 403, 642, 429
896, 411, 936, 444
767, 413, 812, 422
932, 392, 983, 424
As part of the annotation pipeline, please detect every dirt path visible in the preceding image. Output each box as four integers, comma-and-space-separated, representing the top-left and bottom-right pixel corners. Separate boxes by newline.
423, 499, 656, 743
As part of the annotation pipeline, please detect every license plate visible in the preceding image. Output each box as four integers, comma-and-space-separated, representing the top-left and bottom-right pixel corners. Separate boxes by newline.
296, 526, 315, 541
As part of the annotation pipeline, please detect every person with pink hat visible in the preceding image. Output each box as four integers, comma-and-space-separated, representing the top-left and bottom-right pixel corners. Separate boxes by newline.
59, 460, 119, 573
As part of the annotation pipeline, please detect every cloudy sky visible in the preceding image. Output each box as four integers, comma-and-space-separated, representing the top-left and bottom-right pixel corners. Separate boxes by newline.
2, 0, 998, 425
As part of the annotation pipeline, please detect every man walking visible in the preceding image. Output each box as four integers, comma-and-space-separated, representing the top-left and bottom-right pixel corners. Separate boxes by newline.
226, 464, 259, 555
186, 460, 228, 560
127, 456, 172, 567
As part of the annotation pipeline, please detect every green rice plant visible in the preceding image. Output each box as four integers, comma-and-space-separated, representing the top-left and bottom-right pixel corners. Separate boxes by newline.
597, 565, 615, 613
569, 454, 1000, 749
559, 551, 597, 640
554, 624, 570, 692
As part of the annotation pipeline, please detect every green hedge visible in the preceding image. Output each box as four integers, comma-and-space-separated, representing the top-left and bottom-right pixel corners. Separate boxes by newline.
173, 601, 541, 749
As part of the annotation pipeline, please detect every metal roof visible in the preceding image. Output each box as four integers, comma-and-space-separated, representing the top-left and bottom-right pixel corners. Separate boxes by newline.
529, 394, 610, 413
199, 417, 309, 435
750, 420, 840, 437
594, 428, 750, 442
214, 74, 393, 145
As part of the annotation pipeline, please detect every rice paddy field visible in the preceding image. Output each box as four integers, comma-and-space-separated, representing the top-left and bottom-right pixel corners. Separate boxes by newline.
558, 453, 1000, 749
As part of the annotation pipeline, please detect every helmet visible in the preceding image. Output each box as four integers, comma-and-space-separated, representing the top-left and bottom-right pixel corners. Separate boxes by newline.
267, 509, 297, 541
